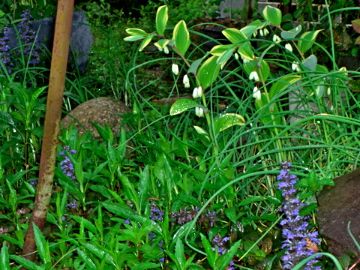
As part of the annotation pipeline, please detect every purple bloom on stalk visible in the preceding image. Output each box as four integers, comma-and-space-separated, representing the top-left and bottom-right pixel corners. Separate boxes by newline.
150, 203, 164, 222
59, 146, 76, 181
0, 27, 12, 71
67, 199, 78, 209
18, 10, 40, 65
277, 162, 321, 270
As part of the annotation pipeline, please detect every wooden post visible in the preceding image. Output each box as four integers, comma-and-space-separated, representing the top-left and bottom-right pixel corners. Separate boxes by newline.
23, 0, 74, 260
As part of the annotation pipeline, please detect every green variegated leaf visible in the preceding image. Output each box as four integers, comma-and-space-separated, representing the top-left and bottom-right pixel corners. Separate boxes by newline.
263, 5, 282, 26
196, 55, 221, 89
298, 30, 322, 53
281, 25, 302, 39
173, 20, 190, 56
139, 34, 154, 51
237, 42, 254, 60
222, 28, 247, 44
214, 113, 245, 134
156, 5, 168, 35
123, 35, 145, 42
210, 44, 235, 56
170, 99, 198, 115
240, 20, 265, 38
217, 48, 235, 68
125, 28, 147, 36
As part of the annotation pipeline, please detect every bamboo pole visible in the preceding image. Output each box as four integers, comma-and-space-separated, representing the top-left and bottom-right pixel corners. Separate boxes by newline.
23, 0, 74, 260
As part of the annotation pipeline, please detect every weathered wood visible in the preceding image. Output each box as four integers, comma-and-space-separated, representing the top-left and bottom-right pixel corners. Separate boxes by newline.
23, 0, 74, 260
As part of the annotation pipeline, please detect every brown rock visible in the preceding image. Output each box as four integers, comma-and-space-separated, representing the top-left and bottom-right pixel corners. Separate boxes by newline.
317, 168, 360, 256
61, 97, 130, 138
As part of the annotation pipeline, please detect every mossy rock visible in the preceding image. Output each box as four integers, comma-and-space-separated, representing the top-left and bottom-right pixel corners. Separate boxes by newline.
61, 97, 130, 138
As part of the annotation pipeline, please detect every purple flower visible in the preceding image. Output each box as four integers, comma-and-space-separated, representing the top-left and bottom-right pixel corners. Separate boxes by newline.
67, 199, 78, 209
277, 162, 321, 269
18, 10, 40, 65
59, 146, 76, 181
150, 203, 164, 222
0, 27, 12, 71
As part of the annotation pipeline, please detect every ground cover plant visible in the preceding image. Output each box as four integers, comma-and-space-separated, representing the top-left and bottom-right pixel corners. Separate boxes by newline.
0, 1, 360, 269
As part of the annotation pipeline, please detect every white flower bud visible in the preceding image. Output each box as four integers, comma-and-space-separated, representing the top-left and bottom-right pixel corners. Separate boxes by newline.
252, 86, 261, 100
195, 107, 204, 117
327, 87, 331, 96
291, 61, 300, 72
272, 34, 281, 44
263, 28, 269, 36
285, 43, 293, 52
253, 30, 258, 37
183, 74, 190, 88
172, 64, 179, 75
234, 53, 239, 60
192, 86, 203, 98
164, 46, 169, 54
249, 71, 260, 82
259, 29, 264, 37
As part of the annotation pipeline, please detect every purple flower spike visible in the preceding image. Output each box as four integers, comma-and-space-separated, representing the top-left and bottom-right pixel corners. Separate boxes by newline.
59, 146, 76, 181
277, 162, 321, 269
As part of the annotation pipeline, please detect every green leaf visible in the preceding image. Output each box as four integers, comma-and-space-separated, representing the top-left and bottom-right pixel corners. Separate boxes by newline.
9, 255, 43, 270
156, 5, 168, 35
262, 5, 282, 26
170, 98, 198, 116
217, 48, 235, 68
125, 28, 147, 36
214, 113, 245, 134
217, 240, 242, 270
240, 20, 265, 38
81, 243, 115, 266
139, 34, 154, 51
70, 216, 97, 234
1, 244, 10, 270
175, 239, 186, 268
33, 223, 51, 265
188, 58, 204, 75
201, 234, 216, 267
298, 30, 322, 53
302, 54, 317, 71
173, 20, 190, 56
210, 44, 235, 56
196, 55, 221, 89
222, 28, 247, 44
269, 74, 301, 98
237, 42, 254, 61
77, 248, 97, 270
124, 35, 145, 42
281, 25, 302, 39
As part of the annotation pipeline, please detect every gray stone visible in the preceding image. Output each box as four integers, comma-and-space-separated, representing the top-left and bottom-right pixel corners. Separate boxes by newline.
6, 11, 93, 72
317, 168, 360, 256
61, 97, 130, 138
